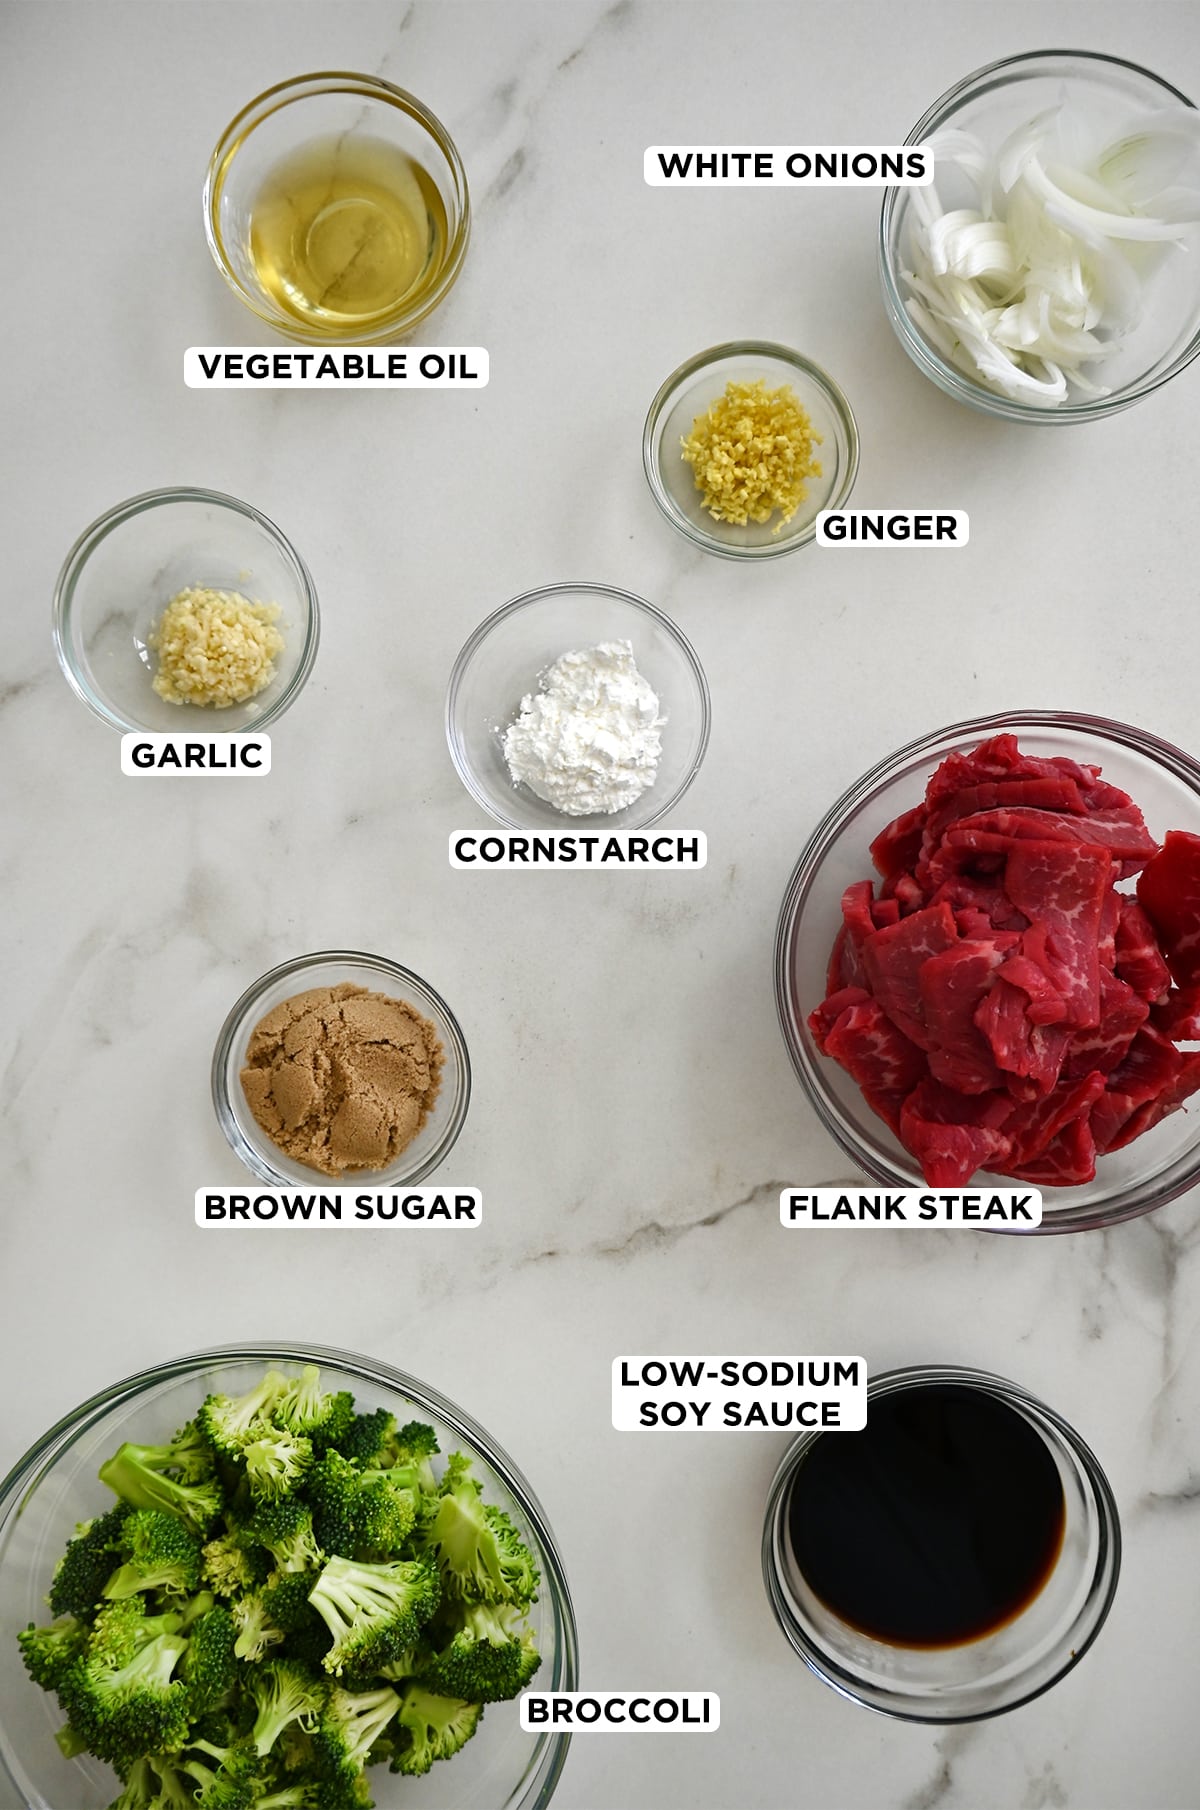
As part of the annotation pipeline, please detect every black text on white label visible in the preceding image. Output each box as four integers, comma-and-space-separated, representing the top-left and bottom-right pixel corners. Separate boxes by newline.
816, 510, 969, 547
644, 145, 932, 186
185, 347, 489, 388
781, 1188, 1042, 1228
121, 733, 270, 775
450, 832, 706, 870
612, 1356, 867, 1431
521, 1691, 719, 1733
196, 1188, 481, 1228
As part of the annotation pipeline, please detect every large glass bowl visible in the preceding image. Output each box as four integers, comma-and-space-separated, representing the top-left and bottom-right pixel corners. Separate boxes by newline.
0, 1345, 576, 1809
53, 488, 319, 734
212, 951, 471, 1186
762, 1364, 1120, 1722
775, 711, 1200, 1232
879, 50, 1200, 422
445, 583, 710, 832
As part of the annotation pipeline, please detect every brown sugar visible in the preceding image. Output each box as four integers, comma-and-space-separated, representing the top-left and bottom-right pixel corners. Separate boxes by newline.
240, 982, 444, 1176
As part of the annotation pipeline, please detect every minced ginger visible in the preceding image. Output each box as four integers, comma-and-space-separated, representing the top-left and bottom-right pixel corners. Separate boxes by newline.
681, 377, 822, 531
148, 585, 285, 708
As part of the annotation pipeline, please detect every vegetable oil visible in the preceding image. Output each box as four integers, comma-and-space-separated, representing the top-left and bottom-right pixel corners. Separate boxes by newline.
248, 135, 449, 331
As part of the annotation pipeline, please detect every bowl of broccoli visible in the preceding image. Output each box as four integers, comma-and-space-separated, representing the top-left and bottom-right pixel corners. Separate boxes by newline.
0, 1345, 577, 1809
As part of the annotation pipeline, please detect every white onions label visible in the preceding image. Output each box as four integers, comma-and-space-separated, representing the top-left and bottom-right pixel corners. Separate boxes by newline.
612, 1356, 867, 1431
644, 145, 932, 186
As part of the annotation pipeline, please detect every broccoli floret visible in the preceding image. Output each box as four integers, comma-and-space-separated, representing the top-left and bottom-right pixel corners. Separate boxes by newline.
484, 1505, 540, 1609
48, 1502, 133, 1619
140, 1756, 195, 1808
312, 1682, 400, 1774
337, 1410, 395, 1468
374, 1646, 428, 1683
308, 1555, 441, 1679
17, 1616, 87, 1690
247, 1658, 326, 1757
260, 1570, 323, 1635
108, 1752, 158, 1808
242, 1428, 313, 1502
273, 1367, 356, 1453
180, 1742, 261, 1810
99, 1443, 224, 1536
307, 1452, 417, 1560
87, 1597, 185, 1667
381, 1421, 440, 1493
56, 1628, 190, 1768
242, 1499, 323, 1574
420, 1455, 509, 1603
202, 1533, 271, 1599
231, 1589, 287, 1664
103, 1508, 204, 1601
196, 1372, 292, 1458
179, 1602, 239, 1715
390, 1684, 482, 1776
417, 1601, 541, 1703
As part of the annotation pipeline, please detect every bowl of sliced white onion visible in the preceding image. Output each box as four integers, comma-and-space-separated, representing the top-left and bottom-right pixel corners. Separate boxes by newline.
880, 50, 1200, 421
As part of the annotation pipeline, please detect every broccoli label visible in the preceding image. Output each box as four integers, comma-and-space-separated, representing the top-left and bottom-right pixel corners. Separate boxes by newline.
196, 1189, 481, 1227
612, 1357, 867, 1432
521, 1691, 720, 1732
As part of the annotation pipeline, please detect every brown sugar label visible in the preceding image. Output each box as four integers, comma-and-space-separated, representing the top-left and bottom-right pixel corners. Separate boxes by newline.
196, 1189, 481, 1227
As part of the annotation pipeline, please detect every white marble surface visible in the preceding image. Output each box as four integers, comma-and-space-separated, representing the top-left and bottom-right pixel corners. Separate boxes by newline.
3, 1, 1200, 1805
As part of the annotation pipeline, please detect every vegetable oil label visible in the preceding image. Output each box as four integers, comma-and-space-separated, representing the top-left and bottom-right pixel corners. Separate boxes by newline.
196, 1188, 481, 1227
612, 1357, 867, 1432
184, 347, 488, 388
450, 832, 706, 870
644, 146, 933, 185
781, 1188, 1043, 1228
121, 733, 270, 775
521, 1691, 720, 1733
816, 510, 969, 546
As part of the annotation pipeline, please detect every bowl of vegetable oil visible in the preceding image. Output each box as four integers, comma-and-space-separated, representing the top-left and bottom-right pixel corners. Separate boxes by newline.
205, 72, 470, 344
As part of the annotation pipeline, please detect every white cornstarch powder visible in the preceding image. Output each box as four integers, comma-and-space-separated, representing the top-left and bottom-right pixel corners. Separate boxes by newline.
502, 640, 666, 816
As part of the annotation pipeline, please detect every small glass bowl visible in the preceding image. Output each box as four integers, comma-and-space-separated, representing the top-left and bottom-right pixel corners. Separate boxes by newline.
213, 951, 470, 1185
776, 711, 1200, 1232
205, 71, 470, 343
642, 341, 859, 559
762, 1364, 1120, 1723
0, 1343, 577, 1808
880, 50, 1200, 422
53, 487, 319, 734
445, 582, 711, 832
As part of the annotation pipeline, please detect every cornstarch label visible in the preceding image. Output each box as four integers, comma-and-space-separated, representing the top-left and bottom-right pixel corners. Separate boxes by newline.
781, 1189, 1042, 1228
521, 1692, 719, 1733
196, 1189, 481, 1228
449, 832, 706, 870
185, 348, 487, 388
816, 510, 969, 546
644, 146, 932, 186
612, 1356, 866, 1431
121, 733, 270, 775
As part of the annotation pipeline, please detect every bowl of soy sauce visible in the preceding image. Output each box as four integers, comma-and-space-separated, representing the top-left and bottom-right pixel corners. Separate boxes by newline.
761, 1365, 1120, 1721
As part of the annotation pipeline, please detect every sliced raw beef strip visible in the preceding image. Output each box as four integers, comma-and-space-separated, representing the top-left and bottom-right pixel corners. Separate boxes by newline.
994, 950, 1068, 1025
891, 873, 928, 915
937, 805, 1156, 867
919, 776, 1089, 876
870, 804, 926, 880
974, 977, 1071, 1093
829, 882, 877, 990
859, 902, 959, 1050
1089, 1049, 1200, 1154
1005, 1071, 1107, 1168
1137, 831, 1200, 988
1104, 1025, 1182, 1106
919, 942, 1013, 1094
1097, 886, 1120, 973
1114, 899, 1172, 1003
1004, 841, 1111, 1029
823, 1000, 928, 1135
1152, 987, 1200, 1041
1004, 1115, 1097, 1186
1061, 971, 1149, 1077
808, 987, 872, 1053
899, 1078, 1014, 1186
872, 897, 902, 929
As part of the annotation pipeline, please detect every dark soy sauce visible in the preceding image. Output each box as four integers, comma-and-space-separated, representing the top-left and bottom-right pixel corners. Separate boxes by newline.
786, 1383, 1066, 1648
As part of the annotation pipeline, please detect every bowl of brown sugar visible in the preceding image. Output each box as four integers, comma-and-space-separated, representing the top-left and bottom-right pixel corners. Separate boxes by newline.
212, 951, 471, 1184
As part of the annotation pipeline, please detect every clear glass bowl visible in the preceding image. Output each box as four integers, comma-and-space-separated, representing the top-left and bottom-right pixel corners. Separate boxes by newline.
775, 711, 1200, 1232
53, 487, 319, 734
445, 582, 711, 832
762, 1364, 1120, 1722
205, 72, 470, 343
642, 342, 859, 558
0, 1344, 576, 1808
879, 50, 1200, 422
213, 951, 471, 1185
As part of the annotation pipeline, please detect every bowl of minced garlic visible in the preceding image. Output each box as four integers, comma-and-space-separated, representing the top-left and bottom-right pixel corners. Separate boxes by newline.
642, 341, 859, 560
149, 586, 284, 708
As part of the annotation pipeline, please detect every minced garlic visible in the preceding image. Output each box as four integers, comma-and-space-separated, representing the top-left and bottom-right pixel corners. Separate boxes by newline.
680, 377, 823, 531
148, 586, 285, 708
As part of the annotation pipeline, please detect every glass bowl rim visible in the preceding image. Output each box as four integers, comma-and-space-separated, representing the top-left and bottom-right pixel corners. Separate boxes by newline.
774, 707, 1200, 1233
0, 1340, 577, 1810
211, 949, 472, 1185
641, 339, 860, 559
444, 579, 713, 830
203, 69, 472, 342
52, 484, 321, 733
878, 48, 1200, 424
760, 1361, 1121, 1724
